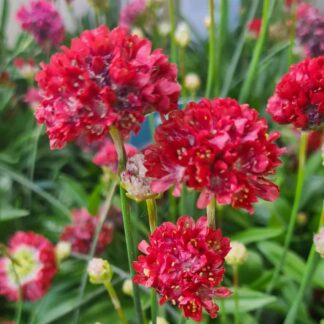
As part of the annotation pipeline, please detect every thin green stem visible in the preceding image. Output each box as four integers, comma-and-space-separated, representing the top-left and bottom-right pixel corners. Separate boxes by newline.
214, 0, 228, 97
148, 113, 155, 141
168, 0, 177, 63
238, 0, 272, 102
205, 0, 215, 98
169, 189, 177, 223
207, 197, 216, 229
104, 281, 128, 324
72, 180, 117, 324
287, 0, 297, 66
284, 202, 324, 324
178, 317, 186, 324
150, 289, 158, 324
220, 298, 228, 324
110, 127, 144, 324
233, 265, 240, 324
266, 131, 308, 294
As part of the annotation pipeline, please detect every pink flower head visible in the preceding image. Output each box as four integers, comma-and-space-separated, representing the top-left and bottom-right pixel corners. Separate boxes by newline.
16, 0, 65, 50
247, 18, 262, 38
92, 139, 138, 172
133, 216, 231, 321
60, 208, 113, 255
0, 231, 57, 301
144, 98, 284, 213
24, 87, 42, 110
35, 25, 180, 149
119, 0, 147, 29
296, 3, 324, 58
267, 56, 324, 130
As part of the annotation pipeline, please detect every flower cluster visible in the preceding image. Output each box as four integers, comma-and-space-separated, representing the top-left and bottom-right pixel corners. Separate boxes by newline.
16, 0, 65, 50
92, 139, 138, 172
247, 18, 262, 38
36, 25, 180, 149
60, 208, 113, 255
119, 0, 147, 29
267, 56, 324, 130
133, 216, 231, 321
0, 232, 57, 301
296, 3, 324, 58
144, 98, 283, 213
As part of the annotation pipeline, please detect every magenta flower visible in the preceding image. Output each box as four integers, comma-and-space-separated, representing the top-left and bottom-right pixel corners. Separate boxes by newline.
119, 0, 147, 29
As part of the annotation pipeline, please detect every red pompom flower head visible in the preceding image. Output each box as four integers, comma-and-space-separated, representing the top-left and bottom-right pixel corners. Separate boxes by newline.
267, 56, 324, 130
133, 216, 231, 321
16, 0, 65, 50
60, 208, 113, 255
0, 231, 57, 301
144, 98, 284, 213
35, 25, 180, 149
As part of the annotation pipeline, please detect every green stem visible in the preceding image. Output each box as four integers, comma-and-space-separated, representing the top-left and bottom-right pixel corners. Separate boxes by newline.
266, 131, 308, 294
238, 0, 272, 102
110, 127, 144, 324
180, 47, 187, 98
205, 0, 215, 98
233, 265, 240, 324
287, 0, 297, 66
169, 189, 177, 223
207, 197, 216, 229
214, 0, 228, 97
178, 317, 186, 324
220, 298, 228, 324
168, 0, 177, 63
146, 198, 158, 324
284, 202, 324, 324
72, 180, 117, 324
148, 113, 155, 141
104, 281, 128, 324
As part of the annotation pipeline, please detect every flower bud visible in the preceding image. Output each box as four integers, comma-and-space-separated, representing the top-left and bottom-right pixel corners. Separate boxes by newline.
204, 16, 211, 29
55, 241, 71, 263
297, 212, 307, 225
121, 153, 159, 202
175, 22, 190, 48
131, 27, 144, 38
184, 73, 201, 93
122, 279, 133, 296
158, 22, 171, 36
87, 258, 112, 284
314, 227, 324, 258
225, 241, 248, 266
150, 317, 169, 324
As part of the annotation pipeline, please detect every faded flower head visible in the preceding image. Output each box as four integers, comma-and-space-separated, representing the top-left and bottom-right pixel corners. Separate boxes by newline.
158, 22, 171, 36
314, 227, 324, 258
122, 279, 133, 296
145, 98, 284, 213
133, 216, 231, 321
225, 241, 248, 266
121, 153, 157, 202
88, 258, 112, 284
119, 0, 147, 29
60, 208, 113, 255
267, 56, 324, 130
0, 231, 57, 301
175, 22, 190, 48
14, 58, 39, 80
55, 241, 72, 263
92, 139, 138, 173
36, 26, 180, 149
16, 0, 65, 50
184, 73, 201, 93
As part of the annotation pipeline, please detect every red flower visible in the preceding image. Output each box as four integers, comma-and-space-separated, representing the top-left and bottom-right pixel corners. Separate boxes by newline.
35, 25, 180, 149
133, 216, 231, 321
60, 208, 113, 255
16, 0, 65, 50
92, 139, 138, 172
247, 18, 262, 37
267, 57, 324, 130
0, 231, 57, 301
307, 130, 323, 154
144, 98, 284, 213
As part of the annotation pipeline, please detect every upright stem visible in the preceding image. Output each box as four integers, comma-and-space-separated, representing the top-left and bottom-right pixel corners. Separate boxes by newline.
287, 0, 297, 66
284, 202, 324, 324
220, 298, 228, 324
146, 198, 158, 324
233, 266, 240, 324
238, 0, 271, 102
207, 197, 216, 229
205, 0, 215, 98
168, 0, 177, 63
104, 281, 128, 324
72, 180, 117, 324
169, 189, 178, 223
214, 0, 228, 97
110, 127, 144, 324
266, 131, 308, 294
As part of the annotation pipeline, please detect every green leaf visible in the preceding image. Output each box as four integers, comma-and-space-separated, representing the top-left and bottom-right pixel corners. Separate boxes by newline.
0, 208, 29, 221
0, 0, 9, 38
258, 241, 324, 289
220, 288, 276, 313
87, 181, 104, 215
230, 227, 283, 244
